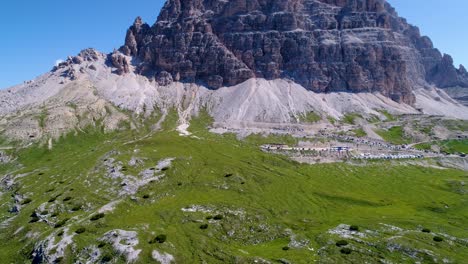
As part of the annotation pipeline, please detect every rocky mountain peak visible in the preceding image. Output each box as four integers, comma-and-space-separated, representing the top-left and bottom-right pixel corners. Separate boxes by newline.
113, 0, 468, 105
459, 64, 467, 75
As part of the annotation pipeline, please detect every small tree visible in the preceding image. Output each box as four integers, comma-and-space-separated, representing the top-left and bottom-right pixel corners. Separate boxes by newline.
21, 198, 32, 205
340, 248, 352, 254
71, 205, 82, 211
336, 240, 348, 247
155, 234, 167, 243
90, 213, 105, 221
349, 225, 359, 231
213, 214, 223, 220
102, 255, 112, 262
433, 236, 443, 242
54, 218, 69, 228
75, 227, 86, 234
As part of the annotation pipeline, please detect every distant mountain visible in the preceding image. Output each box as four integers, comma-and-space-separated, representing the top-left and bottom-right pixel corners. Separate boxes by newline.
115, 0, 468, 104
1, 0, 468, 142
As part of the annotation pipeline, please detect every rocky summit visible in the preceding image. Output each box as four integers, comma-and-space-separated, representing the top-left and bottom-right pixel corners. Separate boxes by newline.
116, 0, 468, 104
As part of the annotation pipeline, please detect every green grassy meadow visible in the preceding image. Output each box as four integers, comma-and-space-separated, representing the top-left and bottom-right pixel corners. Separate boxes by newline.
0, 113, 467, 263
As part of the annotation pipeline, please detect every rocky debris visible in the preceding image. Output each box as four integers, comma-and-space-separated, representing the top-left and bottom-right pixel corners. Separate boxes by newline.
0, 151, 12, 164
0, 174, 15, 190
180, 205, 246, 217
53, 48, 101, 72
251, 258, 272, 264
152, 250, 175, 264
139, 158, 174, 178
101, 153, 173, 195
156, 71, 174, 86
31, 243, 48, 264
121, 158, 175, 194
64, 68, 77, 80
206, 75, 224, 89
118, 0, 468, 104
285, 229, 310, 249
77, 48, 101, 62
98, 200, 121, 214
320, 223, 465, 263
328, 224, 367, 239
103, 158, 125, 180
75, 246, 101, 264
110, 51, 130, 75
35, 228, 76, 263
100, 230, 141, 262
386, 241, 438, 261
181, 205, 215, 214
156, 158, 174, 171
128, 156, 144, 167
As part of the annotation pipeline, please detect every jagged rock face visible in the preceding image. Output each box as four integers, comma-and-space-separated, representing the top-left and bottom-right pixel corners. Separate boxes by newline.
426, 54, 468, 88
110, 51, 130, 75
119, 0, 468, 104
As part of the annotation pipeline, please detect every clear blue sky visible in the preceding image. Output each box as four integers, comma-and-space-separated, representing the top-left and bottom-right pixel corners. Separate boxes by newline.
0, 0, 467, 89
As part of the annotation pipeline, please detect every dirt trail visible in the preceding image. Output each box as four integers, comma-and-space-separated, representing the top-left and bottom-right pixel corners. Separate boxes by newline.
362, 124, 383, 140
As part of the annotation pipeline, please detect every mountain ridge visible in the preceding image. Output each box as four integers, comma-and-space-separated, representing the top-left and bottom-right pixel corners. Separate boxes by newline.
113, 0, 468, 104
1, 0, 468, 142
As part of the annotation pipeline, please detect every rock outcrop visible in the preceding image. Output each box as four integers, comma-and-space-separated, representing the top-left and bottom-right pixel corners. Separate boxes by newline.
110, 51, 130, 75
427, 54, 468, 88
116, 0, 468, 104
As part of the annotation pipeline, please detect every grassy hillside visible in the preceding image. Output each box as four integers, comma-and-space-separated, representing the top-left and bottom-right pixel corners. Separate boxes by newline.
415, 139, 468, 154
0, 114, 467, 263
440, 139, 468, 154
376, 126, 411, 145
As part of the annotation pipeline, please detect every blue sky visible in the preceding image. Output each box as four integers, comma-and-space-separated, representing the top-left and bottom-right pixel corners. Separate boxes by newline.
0, 0, 467, 89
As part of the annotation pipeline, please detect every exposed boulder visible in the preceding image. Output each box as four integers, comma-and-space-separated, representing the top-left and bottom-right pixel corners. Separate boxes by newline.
0, 151, 11, 164
110, 51, 130, 75
78, 48, 100, 62
156, 71, 174, 86
100, 230, 141, 262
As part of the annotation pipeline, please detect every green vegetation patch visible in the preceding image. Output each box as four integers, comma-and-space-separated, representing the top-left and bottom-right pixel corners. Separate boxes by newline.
376, 126, 411, 145
327, 116, 337, 125
352, 128, 367, 138
244, 133, 298, 146
415, 139, 468, 154
342, 113, 363, 125
414, 142, 432, 151
299, 111, 321, 123
377, 110, 397, 122
36, 108, 49, 129
440, 139, 468, 154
